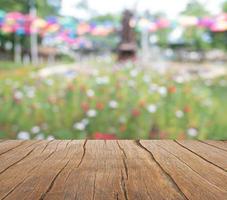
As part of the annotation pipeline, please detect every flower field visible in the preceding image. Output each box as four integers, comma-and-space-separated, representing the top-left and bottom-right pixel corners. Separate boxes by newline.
0, 60, 227, 140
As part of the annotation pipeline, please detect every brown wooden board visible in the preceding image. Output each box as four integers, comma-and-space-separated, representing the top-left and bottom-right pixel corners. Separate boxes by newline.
0, 140, 226, 200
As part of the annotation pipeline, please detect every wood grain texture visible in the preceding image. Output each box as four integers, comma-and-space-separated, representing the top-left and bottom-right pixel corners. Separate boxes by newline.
0, 140, 226, 200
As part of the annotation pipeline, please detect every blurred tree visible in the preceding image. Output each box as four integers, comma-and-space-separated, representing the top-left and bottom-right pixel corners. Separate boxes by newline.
223, 0, 227, 12
0, 0, 60, 17
91, 14, 120, 23
0, 0, 61, 63
154, 12, 171, 48
75, 0, 97, 17
181, 0, 209, 17
181, 0, 211, 52
210, 0, 227, 51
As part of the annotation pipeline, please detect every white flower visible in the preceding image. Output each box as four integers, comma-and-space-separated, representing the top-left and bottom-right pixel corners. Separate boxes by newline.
35, 133, 45, 140
17, 131, 30, 140
174, 76, 185, 84
93, 69, 99, 76
73, 122, 86, 131
119, 116, 127, 123
149, 84, 158, 93
158, 86, 167, 96
47, 135, 55, 140
86, 109, 97, 118
187, 128, 198, 137
128, 80, 136, 87
219, 80, 227, 87
130, 69, 138, 78
26, 89, 35, 98
14, 91, 23, 100
31, 126, 40, 134
96, 76, 110, 85
143, 75, 151, 83
109, 100, 118, 109
86, 89, 95, 97
176, 110, 184, 118
147, 104, 157, 113
81, 118, 89, 126
203, 99, 213, 107
46, 79, 54, 86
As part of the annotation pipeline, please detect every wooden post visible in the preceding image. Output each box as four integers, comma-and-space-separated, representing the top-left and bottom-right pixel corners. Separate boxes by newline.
14, 34, 22, 63
118, 10, 137, 61
30, 0, 39, 66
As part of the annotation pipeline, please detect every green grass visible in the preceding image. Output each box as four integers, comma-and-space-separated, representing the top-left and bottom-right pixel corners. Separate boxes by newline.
0, 60, 227, 140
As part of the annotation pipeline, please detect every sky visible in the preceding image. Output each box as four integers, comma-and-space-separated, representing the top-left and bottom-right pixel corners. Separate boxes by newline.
61, 0, 225, 19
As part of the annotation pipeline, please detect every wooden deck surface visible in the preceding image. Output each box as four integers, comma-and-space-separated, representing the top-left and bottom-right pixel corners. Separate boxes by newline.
0, 140, 227, 200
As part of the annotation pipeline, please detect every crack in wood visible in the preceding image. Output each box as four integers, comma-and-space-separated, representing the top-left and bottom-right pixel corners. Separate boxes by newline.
40, 140, 54, 154
136, 140, 189, 200
0, 142, 52, 200
24, 140, 42, 149
92, 171, 97, 200
1, 140, 227, 200
116, 141, 129, 200
120, 170, 129, 200
156, 143, 227, 193
175, 140, 227, 172
116, 141, 127, 159
61, 140, 88, 189
198, 140, 227, 152
0, 141, 26, 156
116, 141, 128, 180
39, 141, 73, 200
76, 139, 87, 168
114, 192, 119, 200
0, 145, 37, 175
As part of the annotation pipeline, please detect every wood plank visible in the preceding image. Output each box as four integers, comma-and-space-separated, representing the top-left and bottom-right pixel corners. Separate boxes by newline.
1, 140, 73, 200
0, 140, 25, 155
0, 141, 42, 174
140, 140, 227, 200
200, 141, 227, 152
42, 140, 126, 200
154, 140, 227, 191
0, 140, 226, 200
117, 140, 186, 200
43, 140, 126, 200
0, 140, 57, 199
176, 140, 227, 171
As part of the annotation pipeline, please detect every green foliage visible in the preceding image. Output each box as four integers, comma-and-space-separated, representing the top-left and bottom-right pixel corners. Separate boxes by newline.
181, 0, 211, 51
91, 14, 120, 23
0, 0, 59, 17
0, 60, 227, 140
223, 0, 227, 12
181, 0, 209, 17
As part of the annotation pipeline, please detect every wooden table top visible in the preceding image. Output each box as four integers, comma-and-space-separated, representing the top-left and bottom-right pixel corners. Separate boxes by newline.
0, 140, 226, 200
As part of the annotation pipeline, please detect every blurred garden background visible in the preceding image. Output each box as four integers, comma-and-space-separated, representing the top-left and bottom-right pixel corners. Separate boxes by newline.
0, 0, 227, 140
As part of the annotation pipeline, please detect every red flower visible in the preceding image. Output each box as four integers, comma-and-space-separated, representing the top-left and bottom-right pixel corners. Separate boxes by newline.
94, 132, 117, 140
81, 102, 89, 112
119, 124, 127, 132
131, 108, 141, 117
168, 86, 177, 94
183, 106, 191, 113
67, 83, 75, 91
96, 102, 105, 111
139, 99, 146, 108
